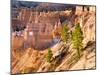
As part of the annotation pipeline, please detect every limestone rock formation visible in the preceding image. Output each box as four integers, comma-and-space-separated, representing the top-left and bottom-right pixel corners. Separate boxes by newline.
11, 5, 96, 74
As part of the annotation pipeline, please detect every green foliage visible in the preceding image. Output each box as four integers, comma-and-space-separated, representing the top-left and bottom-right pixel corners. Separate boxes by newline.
72, 23, 83, 58
46, 48, 53, 63
61, 24, 69, 43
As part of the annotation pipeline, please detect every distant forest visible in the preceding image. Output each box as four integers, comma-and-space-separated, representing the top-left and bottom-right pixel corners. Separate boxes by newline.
11, 0, 77, 11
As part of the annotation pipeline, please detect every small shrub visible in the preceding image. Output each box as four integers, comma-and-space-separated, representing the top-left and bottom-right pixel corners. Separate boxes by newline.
61, 24, 69, 44
46, 48, 53, 63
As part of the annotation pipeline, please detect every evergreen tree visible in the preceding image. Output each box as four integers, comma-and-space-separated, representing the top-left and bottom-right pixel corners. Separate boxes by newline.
46, 48, 53, 63
61, 24, 69, 44
72, 23, 83, 58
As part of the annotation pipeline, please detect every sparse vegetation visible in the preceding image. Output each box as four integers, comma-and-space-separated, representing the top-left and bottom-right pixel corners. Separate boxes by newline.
61, 24, 69, 44
46, 48, 53, 63
12, 2, 96, 73
72, 23, 83, 58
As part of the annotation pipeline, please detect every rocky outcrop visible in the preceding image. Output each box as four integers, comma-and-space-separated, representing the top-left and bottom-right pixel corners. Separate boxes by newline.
12, 41, 95, 74
11, 5, 96, 74
82, 12, 96, 46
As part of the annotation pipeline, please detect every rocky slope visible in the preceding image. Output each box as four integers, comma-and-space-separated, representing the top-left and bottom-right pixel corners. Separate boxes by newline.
11, 10, 96, 74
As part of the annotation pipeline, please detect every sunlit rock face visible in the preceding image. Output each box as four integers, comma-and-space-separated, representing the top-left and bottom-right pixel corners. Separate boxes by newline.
12, 8, 62, 50
11, 3, 96, 74
74, 6, 96, 47
82, 13, 96, 46
23, 22, 54, 50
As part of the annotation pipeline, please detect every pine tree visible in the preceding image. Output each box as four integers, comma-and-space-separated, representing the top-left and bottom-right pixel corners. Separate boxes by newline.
61, 24, 69, 44
72, 23, 83, 58
46, 48, 53, 63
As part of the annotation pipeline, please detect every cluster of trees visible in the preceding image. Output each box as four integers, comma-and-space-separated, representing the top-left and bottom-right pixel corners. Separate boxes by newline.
61, 23, 83, 58
46, 23, 83, 63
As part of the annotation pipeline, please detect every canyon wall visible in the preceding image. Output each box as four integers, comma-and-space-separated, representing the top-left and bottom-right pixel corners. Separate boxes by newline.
11, 6, 96, 74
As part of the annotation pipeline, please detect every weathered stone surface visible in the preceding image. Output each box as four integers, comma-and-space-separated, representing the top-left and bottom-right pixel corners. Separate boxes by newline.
12, 6, 96, 74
